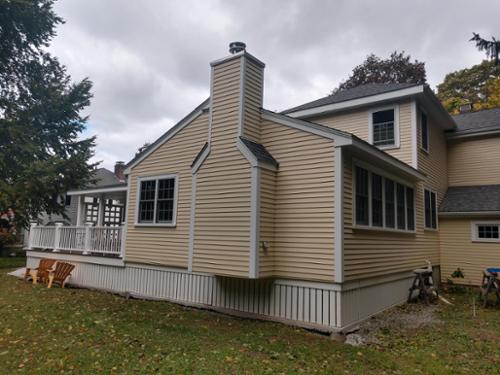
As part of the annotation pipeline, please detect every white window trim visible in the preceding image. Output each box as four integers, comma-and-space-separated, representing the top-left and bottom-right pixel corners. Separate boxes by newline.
419, 108, 430, 154
135, 174, 178, 227
368, 104, 400, 150
471, 221, 500, 243
423, 188, 438, 231
352, 160, 416, 233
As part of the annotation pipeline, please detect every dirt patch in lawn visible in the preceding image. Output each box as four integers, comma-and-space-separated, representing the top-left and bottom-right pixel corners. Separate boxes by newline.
345, 302, 443, 346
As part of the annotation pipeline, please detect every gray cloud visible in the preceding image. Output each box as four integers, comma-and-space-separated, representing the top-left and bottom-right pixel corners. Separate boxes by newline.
49, 0, 500, 169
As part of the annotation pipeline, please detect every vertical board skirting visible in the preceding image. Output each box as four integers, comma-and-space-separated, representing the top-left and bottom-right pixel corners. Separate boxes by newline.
26, 255, 341, 329
25, 255, 422, 330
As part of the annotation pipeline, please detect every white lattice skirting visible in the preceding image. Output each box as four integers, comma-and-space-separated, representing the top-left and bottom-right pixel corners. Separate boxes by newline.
25, 251, 424, 331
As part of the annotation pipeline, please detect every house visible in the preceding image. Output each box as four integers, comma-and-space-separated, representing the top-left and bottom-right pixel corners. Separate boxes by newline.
440, 107, 500, 285
35, 164, 127, 226
24, 43, 500, 332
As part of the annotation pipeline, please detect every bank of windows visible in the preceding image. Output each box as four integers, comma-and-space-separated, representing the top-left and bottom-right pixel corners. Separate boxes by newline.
137, 175, 177, 225
424, 189, 438, 230
473, 223, 500, 242
355, 166, 415, 231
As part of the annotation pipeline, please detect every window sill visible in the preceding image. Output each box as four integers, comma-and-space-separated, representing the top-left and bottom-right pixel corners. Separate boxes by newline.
374, 144, 400, 151
352, 225, 416, 235
424, 227, 438, 232
472, 239, 500, 243
420, 147, 429, 155
134, 223, 177, 228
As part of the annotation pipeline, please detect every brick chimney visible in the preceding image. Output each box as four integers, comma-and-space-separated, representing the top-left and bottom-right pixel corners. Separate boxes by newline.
114, 161, 125, 181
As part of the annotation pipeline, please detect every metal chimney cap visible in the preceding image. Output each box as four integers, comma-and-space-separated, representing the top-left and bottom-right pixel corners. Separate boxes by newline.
229, 41, 246, 54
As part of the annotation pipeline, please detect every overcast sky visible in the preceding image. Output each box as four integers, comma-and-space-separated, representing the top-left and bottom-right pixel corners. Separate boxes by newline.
48, 0, 500, 169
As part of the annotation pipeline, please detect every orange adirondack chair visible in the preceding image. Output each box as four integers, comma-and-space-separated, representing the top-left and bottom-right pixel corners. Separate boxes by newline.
24, 258, 57, 284
47, 262, 75, 288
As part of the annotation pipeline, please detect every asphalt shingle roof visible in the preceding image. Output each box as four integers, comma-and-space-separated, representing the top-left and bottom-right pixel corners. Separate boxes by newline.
282, 83, 420, 114
87, 168, 126, 189
240, 137, 279, 168
451, 107, 500, 136
440, 185, 500, 213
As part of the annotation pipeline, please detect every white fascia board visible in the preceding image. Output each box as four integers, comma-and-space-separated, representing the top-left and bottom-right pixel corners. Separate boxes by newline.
447, 129, 500, 140
287, 85, 425, 119
124, 102, 209, 174
67, 186, 127, 196
236, 138, 278, 171
261, 111, 352, 145
348, 138, 425, 181
191, 145, 211, 174
439, 211, 500, 217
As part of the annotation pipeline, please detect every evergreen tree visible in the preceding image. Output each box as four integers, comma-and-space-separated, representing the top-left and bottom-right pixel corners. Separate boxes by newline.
0, 0, 97, 228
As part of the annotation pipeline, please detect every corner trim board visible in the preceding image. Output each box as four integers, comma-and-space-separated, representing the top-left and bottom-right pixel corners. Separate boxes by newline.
249, 166, 261, 278
238, 55, 246, 137
411, 100, 418, 169
334, 146, 344, 283
188, 174, 197, 272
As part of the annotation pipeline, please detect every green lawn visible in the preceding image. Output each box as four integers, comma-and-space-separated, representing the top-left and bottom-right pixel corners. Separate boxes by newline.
0, 262, 499, 374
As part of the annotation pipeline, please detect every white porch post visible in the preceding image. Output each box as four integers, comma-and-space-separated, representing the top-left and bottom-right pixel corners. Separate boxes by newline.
97, 194, 105, 226
120, 221, 126, 258
83, 223, 92, 255
76, 195, 84, 226
26, 222, 37, 250
53, 223, 63, 252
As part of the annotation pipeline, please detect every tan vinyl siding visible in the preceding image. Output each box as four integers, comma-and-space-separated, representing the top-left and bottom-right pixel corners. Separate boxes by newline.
448, 135, 500, 186
312, 100, 413, 166
259, 168, 276, 277
343, 156, 440, 281
242, 59, 264, 142
440, 218, 500, 285
126, 113, 209, 267
261, 120, 336, 282
418, 110, 448, 204
192, 55, 252, 278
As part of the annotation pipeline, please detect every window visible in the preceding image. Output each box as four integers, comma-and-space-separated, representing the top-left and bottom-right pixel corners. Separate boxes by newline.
355, 167, 369, 225
396, 183, 406, 230
372, 174, 383, 227
354, 165, 415, 231
421, 111, 429, 152
64, 195, 72, 206
137, 175, 177, 225
371, 108, 398, 148
406, 187, 415, 230
424, 189, 437, 229
473, 223, 500, 242
384, 179, 395, 228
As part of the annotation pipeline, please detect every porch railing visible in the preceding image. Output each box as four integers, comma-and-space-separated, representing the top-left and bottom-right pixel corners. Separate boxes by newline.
28, 224, 124, 256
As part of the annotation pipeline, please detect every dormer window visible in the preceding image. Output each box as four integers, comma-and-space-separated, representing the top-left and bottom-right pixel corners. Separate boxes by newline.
369, 106, 400, 149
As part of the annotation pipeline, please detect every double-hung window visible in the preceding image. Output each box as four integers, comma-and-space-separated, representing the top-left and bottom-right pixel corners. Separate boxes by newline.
424, 189, 437, 230
420, 111, 429, 152
473, 222, 500, 242
137, 175, 177, 225
355, 165, 415, 231
370, 107, 399, 148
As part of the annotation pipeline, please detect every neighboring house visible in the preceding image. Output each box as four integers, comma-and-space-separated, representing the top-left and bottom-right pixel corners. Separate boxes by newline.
25, 43, 500, 332
38, 164, 127, 226
440, 107, 500, 285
